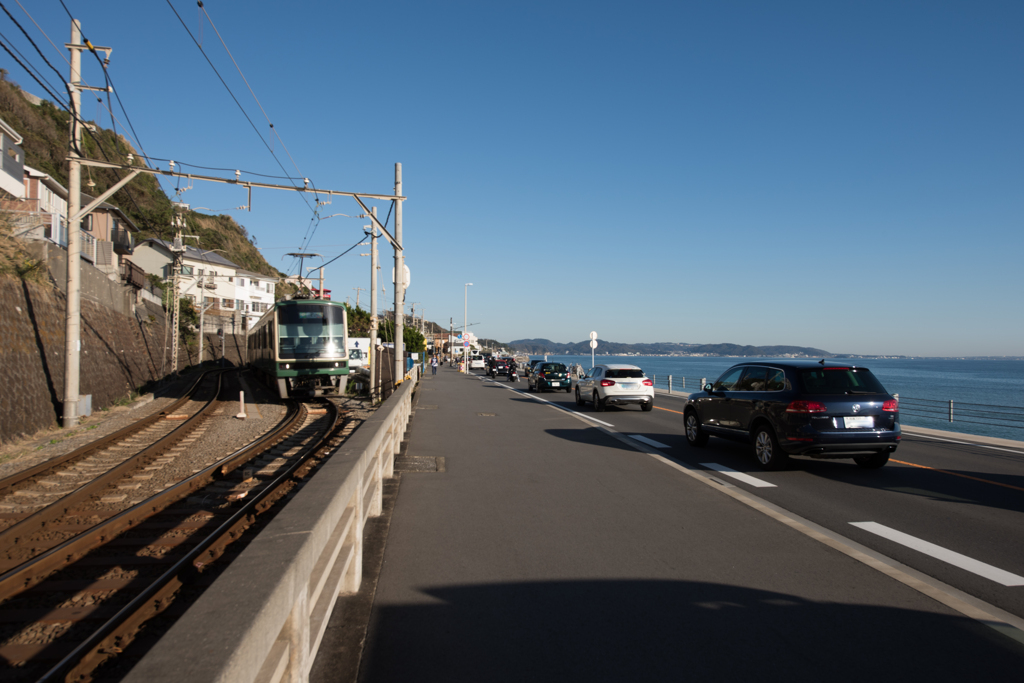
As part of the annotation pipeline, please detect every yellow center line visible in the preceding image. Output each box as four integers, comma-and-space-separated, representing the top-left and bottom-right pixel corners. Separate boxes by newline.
890, 459, 1024, 493
654, 405, 687, 416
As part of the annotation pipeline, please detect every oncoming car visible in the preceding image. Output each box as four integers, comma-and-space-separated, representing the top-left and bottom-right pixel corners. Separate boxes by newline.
575, 364, 654, 411
682, 360, 900, 470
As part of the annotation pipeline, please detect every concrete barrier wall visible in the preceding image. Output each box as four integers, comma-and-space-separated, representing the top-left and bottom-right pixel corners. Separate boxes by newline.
123, 370, 418, 683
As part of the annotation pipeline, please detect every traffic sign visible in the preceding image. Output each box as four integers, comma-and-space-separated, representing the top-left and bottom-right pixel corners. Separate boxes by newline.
589, 331, 598, 340
589, 340, 598, 349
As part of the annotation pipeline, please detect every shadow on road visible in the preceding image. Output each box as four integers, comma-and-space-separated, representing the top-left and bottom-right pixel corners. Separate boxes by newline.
360, 579, 1024, 682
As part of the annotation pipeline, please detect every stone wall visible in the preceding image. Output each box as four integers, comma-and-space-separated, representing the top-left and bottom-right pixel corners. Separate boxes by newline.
0, 276, 247, 444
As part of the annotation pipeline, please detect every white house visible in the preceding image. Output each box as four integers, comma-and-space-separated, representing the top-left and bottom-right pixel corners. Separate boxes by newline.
132, 239, 277, 331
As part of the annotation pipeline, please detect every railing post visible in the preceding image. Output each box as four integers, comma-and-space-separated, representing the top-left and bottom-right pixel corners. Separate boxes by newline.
949, 399, 954, 423
701, 377, 706, 389
668, 375, 672, 394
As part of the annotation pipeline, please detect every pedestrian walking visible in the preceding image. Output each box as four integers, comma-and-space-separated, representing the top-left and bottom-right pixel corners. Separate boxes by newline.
431, 355, 438, 375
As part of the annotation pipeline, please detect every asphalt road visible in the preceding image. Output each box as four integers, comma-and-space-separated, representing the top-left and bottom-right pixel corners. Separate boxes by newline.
349, 367, 1024, 682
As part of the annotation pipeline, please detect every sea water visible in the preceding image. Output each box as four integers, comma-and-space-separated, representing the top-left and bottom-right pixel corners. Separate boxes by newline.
531, 355, 1024, 442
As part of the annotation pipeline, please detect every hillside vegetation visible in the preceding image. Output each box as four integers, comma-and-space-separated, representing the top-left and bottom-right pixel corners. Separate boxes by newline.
0, 74, 281, 280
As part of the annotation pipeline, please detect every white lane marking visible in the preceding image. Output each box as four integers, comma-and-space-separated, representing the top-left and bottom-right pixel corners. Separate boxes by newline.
850, 522, 1024, 587
699, 463, 777, 488
490, 381, 615, 427
629, 435, 670, 449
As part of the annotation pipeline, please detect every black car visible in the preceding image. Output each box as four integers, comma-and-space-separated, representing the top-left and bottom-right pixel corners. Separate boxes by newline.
683, 360, 900, 470
528, 362, 572, 393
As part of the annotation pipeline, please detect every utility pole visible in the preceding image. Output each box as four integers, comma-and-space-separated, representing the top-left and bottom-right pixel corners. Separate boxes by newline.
369, 207, 379, 403
62, 19, 112, 428
61, 19, 84, 428
393, 163, 405, 382
353, 287, 365, 309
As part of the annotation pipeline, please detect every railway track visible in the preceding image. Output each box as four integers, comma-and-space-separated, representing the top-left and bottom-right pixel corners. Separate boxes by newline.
0, 394, 364, 682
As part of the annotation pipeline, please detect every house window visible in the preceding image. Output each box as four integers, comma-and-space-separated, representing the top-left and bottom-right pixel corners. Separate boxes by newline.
181, 265, 194, 275
235, 299, 243, 310
228, 276, 233, 283
81, 214, 93, 232
197, 268, 204, 276
238, 278, 245, 287
222, 298, 234, 309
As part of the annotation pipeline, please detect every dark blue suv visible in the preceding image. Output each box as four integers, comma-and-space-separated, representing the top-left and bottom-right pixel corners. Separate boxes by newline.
683, 360, 900, 470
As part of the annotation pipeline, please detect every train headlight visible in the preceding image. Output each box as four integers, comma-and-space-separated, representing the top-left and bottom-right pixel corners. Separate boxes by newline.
334, 362, 339, 367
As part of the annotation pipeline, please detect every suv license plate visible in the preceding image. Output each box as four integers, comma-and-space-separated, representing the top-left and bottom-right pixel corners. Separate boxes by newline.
621, 383, 637, 390
550, 381, 560, 386
843, 416, 874, 429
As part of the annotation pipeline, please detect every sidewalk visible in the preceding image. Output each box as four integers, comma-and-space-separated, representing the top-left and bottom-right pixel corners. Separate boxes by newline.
325, 366, 1024, 682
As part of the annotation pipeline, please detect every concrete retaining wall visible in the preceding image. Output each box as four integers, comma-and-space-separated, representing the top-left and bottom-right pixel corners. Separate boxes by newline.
123, 370, 418, 683
0, 275, 247, 443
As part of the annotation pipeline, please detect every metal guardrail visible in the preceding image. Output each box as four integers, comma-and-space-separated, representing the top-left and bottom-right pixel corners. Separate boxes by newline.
650, 374, 704, 394
893, 395, 1024, 433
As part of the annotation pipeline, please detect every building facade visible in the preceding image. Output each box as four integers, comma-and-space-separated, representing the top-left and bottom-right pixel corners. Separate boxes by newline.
132, 239, 278, 331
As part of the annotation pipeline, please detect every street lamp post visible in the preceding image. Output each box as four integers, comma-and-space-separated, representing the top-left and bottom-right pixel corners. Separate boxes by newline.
464, 283, 473, 373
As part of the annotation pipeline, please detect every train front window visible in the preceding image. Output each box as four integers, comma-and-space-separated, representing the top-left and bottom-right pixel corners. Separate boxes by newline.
278, 304, 347, 359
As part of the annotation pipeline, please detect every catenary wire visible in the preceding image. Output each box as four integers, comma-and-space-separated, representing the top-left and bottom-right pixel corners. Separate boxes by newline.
162, 0, 316, 216
13, 0, 70, 67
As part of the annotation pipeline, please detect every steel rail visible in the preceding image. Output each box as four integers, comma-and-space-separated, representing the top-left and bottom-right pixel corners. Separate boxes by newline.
0, 371, 210, 497
43, 401, 342, 682
0, 397, 304, 604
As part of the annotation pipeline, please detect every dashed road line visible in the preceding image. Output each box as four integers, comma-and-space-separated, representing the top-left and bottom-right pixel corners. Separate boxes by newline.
629, 435, 670, 449
699, 463, 777, 488
850, 522, 1024, 587
486, 378, 616, 427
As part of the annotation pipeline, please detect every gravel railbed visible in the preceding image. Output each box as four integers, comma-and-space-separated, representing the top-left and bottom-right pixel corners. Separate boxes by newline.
0, 369, 223, 481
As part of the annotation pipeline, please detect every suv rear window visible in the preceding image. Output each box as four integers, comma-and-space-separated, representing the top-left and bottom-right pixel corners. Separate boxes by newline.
605, 369, 644, 379
540, 363, 567, 372
799, 368, 887, 395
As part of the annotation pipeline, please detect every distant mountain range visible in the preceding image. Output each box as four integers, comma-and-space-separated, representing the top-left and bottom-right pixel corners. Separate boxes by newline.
506, 339, 832, 357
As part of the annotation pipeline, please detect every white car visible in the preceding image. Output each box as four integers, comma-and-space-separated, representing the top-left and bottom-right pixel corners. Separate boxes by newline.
469, 355, 486, 370
575, 364, 654, 412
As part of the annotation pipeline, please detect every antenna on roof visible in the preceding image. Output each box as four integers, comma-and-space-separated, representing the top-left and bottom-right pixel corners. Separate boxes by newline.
819, 358, 826, 365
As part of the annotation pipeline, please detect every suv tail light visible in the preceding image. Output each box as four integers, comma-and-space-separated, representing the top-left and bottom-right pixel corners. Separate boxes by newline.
882, 399, 899, 412
786, 400, 827, 413
600, 379, 615, 387
642, 379, 653, 386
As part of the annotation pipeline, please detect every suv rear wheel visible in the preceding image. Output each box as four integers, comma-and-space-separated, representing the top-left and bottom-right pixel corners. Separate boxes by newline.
593, 391, 606, 412
752, 425, 788, 470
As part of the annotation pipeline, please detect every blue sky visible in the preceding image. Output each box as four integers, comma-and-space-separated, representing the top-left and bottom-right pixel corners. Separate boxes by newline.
4, 1, 1022, 356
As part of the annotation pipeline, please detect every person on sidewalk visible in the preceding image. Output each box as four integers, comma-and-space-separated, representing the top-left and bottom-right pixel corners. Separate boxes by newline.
431, 355, 439, 375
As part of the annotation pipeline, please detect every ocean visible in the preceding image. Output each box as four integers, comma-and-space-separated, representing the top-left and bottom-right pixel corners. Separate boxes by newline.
528, 355, 1024, 442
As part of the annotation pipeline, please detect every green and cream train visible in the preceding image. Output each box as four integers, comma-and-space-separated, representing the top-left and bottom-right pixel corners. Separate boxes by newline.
248, 298, 349, 399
